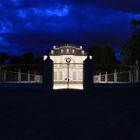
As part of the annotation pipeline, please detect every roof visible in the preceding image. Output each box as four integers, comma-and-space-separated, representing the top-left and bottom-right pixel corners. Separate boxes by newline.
49, 44, 87, 56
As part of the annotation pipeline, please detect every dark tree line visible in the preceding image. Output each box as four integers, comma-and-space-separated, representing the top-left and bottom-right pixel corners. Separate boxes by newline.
0, 52, 43, 65
88, 45, 118, 73
88, 17, 140, 69
121, 18, 140, 65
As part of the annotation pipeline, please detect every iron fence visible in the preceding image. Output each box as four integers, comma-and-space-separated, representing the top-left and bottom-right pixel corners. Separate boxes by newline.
0, 64, 43, 83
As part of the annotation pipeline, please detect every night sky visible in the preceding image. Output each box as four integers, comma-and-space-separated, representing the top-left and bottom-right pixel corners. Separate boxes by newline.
0, 0, 140, 57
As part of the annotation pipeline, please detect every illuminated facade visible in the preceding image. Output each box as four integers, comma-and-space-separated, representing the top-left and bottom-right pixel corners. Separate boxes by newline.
44, 44, 87, 89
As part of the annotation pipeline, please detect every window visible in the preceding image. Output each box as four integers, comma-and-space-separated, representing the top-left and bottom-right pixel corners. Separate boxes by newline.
73, 71, 76, 80
54, 71, 57, 80
66, 49, 69, 54
51, 50, 54, 54
59, 71, 63, 80
61, 49, 64, 54
78, 71, 82, 81
72, 49, 75, 54
82, 50, 84, 54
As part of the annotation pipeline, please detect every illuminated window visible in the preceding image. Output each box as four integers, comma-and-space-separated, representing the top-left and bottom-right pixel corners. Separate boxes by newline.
54, 71, 57, 80
66, 49, 69, 54
59, 71, 63, 80
78, 71, 82, 80
73, 71, 76, 80
51, 50, 54, 54
72, 49, 75, 54
82, 50, 84, 54
61, 49, 64, 54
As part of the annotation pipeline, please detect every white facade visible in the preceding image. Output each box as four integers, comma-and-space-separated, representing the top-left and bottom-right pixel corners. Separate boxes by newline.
44, 44, 87, 89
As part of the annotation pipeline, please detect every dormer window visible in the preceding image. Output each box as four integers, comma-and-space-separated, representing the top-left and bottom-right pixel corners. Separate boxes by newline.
53, 45, 56, 49
61, 49, 64, 54
72, 49, 75, 54
66, 49, 69, 54
51, 50, 54, 54
82, 50, 84, 54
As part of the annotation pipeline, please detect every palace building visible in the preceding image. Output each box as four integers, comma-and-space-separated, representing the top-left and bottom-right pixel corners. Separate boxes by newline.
43, 44, 87, 89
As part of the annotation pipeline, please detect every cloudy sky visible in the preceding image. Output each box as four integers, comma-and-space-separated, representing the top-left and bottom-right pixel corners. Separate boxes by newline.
0, 0, 140, 57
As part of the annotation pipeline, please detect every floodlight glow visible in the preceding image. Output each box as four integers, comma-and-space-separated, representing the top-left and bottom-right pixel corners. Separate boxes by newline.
43, 55, 47, 61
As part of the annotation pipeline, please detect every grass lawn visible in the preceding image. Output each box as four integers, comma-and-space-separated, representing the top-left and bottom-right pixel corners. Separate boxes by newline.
0, 85, 140, 140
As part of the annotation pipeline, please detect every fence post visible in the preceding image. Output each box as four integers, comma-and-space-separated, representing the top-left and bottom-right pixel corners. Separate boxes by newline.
3, 70, 6, 82
34, 71, 36, 82
28, 71, 30, 82
114, 69, 117, 83
99, 72, 101, 83
136, 60, 139, 83
34, 71, 39, 82
18, 69, 21, 82
129, 70, 132, 83
105, 71, 108, 83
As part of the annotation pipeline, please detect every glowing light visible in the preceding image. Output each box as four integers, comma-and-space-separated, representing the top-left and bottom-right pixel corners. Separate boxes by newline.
43, 55, 48, 61
89, 56, 92, 59
49, 45, 87, 90
53, 84, 83, 90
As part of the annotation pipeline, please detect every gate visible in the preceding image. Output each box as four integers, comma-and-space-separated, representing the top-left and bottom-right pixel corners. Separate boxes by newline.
53, 62, 83, 89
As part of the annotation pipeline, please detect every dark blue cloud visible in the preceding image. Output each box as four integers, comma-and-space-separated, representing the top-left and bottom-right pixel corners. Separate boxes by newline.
0, 0, 139, 56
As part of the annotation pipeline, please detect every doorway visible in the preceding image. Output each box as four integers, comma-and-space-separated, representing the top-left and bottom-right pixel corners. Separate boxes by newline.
53, 62, 83, 89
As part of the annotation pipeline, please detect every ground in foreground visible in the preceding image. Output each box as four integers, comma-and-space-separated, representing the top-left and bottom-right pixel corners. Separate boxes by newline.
0, 87, 140, 140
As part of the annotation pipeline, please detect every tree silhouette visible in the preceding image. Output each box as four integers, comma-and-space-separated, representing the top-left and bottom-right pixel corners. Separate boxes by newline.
88, 45, 117, 73
89, 45, 117, 65
121, 29, 140, 64
9, 56, 23, 64
121, 18, 140, 65
22, 52, 34, 64
131, 18, 140, 28
0, 52, 9, 65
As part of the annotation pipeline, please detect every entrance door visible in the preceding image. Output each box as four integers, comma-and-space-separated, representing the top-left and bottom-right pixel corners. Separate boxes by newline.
53, 63, 83, 89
